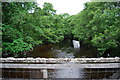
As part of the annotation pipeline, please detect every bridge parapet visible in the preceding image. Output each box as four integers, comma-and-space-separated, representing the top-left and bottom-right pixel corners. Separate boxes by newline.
1, 57, 120, 79
0, 57, 120, 63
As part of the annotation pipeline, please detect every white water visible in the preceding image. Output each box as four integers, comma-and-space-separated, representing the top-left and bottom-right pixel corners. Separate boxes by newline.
73, 40, 80, 48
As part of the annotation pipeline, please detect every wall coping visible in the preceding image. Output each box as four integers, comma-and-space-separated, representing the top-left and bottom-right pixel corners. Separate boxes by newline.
0, 57, 120, 63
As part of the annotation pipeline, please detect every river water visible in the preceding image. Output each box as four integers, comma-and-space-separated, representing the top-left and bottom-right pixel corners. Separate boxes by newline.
2, 40, 119, 79
26, 40, 91, 78
25, 40, 118, 79
26, 40, 98, 58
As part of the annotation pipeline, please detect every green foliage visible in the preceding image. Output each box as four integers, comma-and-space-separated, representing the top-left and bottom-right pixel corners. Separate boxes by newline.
2, 2, 66, 57
43, 2, 56, 15
3, 38, 32, 57
72, 2, 120, 55
2, 2, 120, 57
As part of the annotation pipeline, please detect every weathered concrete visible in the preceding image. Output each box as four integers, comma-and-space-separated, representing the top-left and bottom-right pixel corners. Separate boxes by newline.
1, 63, 120, 69
42, 69, 48, 78
0, 57, 120, 63
1, 57, 120, 79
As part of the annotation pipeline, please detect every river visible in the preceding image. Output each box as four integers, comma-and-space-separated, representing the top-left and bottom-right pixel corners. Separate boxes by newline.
25, 40, 116, 79
26, 39, 98, 58
2, 40, 119, 79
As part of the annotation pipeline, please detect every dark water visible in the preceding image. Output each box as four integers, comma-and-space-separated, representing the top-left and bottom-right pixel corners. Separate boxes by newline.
25, 40, 119, 79
26, 40, 98, 58
2, 40, 119, 79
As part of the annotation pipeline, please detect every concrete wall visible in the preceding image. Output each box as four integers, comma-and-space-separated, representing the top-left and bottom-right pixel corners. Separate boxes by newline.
0, 57, 120, 63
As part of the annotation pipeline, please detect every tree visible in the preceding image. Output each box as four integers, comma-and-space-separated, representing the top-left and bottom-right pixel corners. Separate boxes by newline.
2, 2, 66, 57
72, 2, 120, 55
2, 2, 38, 57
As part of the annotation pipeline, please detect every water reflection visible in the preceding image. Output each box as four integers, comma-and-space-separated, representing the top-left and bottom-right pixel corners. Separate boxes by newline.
26, 40, 99, 78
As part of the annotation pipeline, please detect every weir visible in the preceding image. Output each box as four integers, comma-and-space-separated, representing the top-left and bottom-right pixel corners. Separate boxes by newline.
0, 57, 120, 79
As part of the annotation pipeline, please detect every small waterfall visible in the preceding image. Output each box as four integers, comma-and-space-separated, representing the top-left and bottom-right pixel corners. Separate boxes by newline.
72, 40, 80, 48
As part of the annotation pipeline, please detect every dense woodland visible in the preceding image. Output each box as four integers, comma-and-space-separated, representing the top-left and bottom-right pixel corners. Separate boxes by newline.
2, 2, 120, 57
